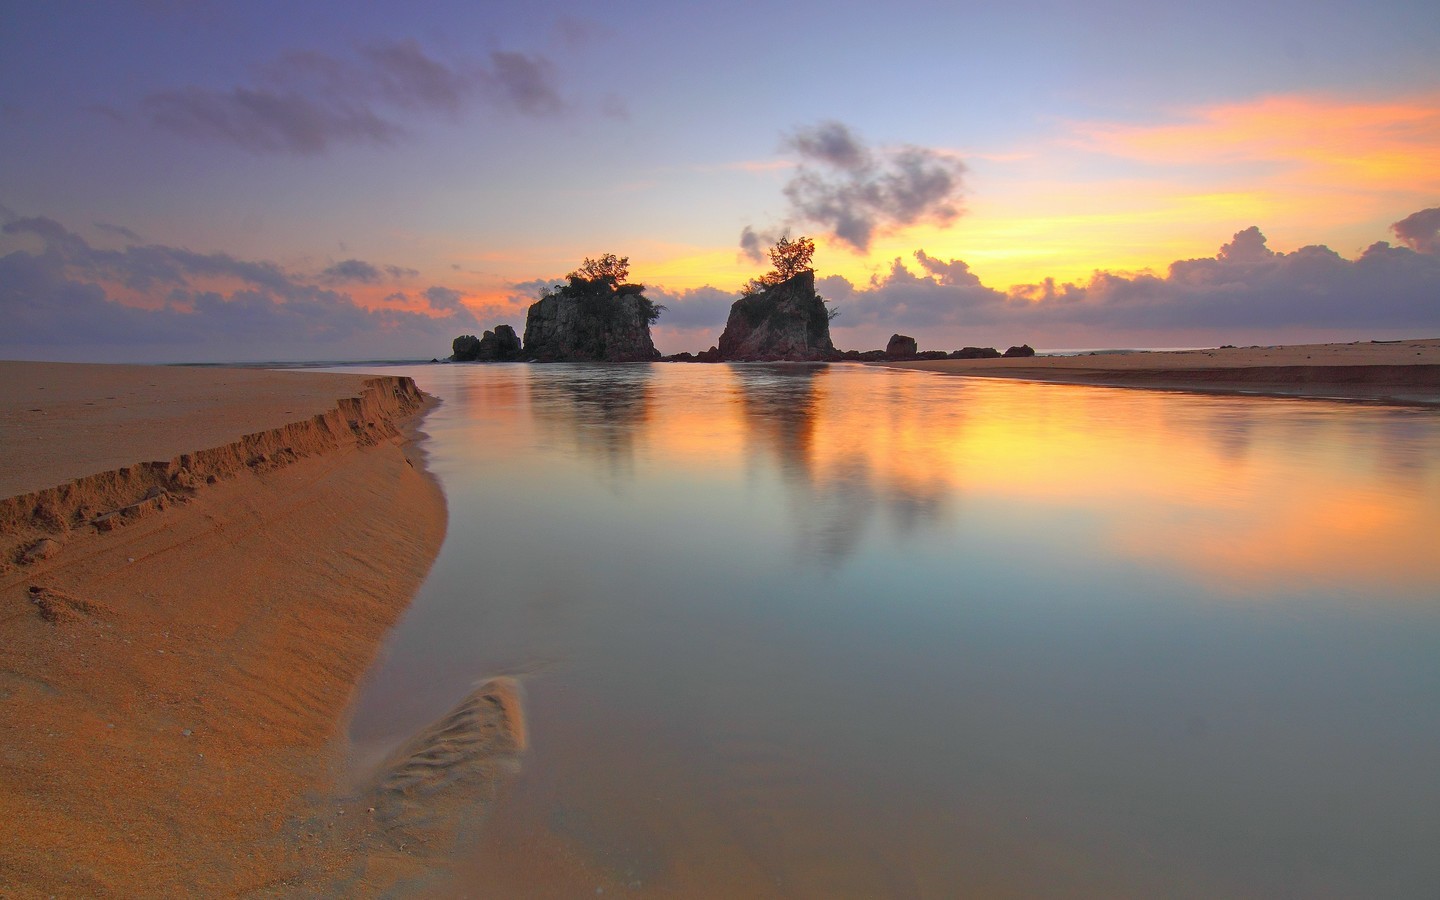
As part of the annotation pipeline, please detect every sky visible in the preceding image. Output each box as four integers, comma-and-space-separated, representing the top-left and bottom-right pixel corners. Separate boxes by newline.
1, 0, 1438, 361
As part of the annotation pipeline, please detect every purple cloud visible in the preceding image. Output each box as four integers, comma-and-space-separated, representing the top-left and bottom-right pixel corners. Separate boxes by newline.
1392, 207, 1440, 254
741, 121, 968, 257
0, 215, 476, 361
145, 40, 566, 155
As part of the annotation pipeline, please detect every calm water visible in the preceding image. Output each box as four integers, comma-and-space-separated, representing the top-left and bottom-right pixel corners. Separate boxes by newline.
342, 362, 1440, 898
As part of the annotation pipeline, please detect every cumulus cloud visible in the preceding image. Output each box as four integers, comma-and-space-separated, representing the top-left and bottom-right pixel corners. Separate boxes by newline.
818, 217, 1440, 348
145, 39, 565, 155
0, 215, 476, 361
741, 121, 967, 257
643, 285, 734, 330
423, 285, 464, 311
1393, 207, 1440, 254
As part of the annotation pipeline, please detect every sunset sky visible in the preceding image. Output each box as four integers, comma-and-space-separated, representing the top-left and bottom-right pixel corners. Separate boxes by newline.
2, 0, 1438, 360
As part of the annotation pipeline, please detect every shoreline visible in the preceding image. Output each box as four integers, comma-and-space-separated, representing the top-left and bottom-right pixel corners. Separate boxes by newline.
872, 338, 1440, 405
0, 364, 449, 894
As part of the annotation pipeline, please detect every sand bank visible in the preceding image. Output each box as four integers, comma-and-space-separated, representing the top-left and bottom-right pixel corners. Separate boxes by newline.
0, 363, 515, 895
876, 338, 1440, 404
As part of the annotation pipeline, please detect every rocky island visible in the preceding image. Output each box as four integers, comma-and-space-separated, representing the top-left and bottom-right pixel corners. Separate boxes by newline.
522, 254, 663, 362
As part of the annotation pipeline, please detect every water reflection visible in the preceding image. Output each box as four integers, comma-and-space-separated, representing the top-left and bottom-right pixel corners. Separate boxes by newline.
342, 362, 1440, 898
527, 363, 655, 482
729, 363, 953, 563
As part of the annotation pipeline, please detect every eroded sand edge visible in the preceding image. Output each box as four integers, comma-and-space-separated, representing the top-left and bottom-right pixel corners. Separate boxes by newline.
0, 367, 524, 896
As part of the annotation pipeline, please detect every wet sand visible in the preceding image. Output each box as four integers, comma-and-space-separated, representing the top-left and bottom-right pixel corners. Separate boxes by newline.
0, 362, 522, 895
877, 338, 1440, 404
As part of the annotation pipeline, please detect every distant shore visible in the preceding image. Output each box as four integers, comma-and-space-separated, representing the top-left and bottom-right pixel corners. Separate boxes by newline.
0, 362, 447, 893
874, 338, 1440, 405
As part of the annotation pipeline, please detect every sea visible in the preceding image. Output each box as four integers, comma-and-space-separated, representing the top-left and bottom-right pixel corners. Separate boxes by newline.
325, 361, 1439, 897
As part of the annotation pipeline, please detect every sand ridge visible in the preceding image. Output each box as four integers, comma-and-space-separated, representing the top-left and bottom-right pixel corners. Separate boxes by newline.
0, 364, 525, 896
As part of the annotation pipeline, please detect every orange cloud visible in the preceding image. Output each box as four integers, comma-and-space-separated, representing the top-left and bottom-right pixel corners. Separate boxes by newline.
1068, 92, 1440, 195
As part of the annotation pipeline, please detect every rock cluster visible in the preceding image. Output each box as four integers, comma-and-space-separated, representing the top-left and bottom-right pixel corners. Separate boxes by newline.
451, 326, 523, 362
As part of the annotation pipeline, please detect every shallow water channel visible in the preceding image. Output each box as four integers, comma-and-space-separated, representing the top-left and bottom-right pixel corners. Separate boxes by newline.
342, 362, 1440, 897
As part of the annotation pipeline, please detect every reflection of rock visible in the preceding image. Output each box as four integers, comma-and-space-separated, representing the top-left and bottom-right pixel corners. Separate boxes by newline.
730, 365, 955, 563
886, 334, 918, 358
452, 326, 523, 362
717, 272, 836, 361
528, 364, 655, 478
524, 289, 661, 362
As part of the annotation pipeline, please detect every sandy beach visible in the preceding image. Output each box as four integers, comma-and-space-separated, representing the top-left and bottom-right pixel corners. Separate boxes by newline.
876, 337, 1440, 404
0, 363, 523, 895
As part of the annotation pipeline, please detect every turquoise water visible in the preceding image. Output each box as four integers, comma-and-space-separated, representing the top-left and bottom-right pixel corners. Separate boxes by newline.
342, 362, 1440, 897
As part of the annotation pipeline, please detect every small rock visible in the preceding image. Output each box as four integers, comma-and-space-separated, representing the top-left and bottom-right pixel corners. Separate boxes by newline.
182, 729, 192, 737
21, 538, 62, 564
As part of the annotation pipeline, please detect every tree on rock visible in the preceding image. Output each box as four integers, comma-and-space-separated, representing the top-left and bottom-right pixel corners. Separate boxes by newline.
523, 253, 664, 361
719, 236, 837, 361
569, 253, 629, 286
743, 235, 816, 296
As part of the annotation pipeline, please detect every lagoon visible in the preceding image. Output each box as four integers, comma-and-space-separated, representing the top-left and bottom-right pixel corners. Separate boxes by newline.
344, 362, 1440, 897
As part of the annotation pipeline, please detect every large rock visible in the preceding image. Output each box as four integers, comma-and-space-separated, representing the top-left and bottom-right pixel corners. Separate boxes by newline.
1003, 344, 1036, 358
523, 287, 661, 362
717, 271, 836, 361
950, 346, 1002, 359
452, 325, 523, 362
885, 334, 918, 358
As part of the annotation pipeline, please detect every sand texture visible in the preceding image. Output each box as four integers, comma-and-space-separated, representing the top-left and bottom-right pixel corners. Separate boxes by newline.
877, 338, 1440, 404
0, 364, 521, 896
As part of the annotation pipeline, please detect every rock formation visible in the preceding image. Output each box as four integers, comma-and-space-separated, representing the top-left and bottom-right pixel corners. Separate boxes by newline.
716, 271, 836, 361
885, 334, 918, 358
522, 281, 661, 362
1003, 344, 1036, 358
451, 325, 523, 362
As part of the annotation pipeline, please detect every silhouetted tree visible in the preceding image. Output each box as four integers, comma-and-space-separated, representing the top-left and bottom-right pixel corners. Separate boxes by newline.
742, 235, 817, 295
539, 253, 664, 324
568, 253, 629, 287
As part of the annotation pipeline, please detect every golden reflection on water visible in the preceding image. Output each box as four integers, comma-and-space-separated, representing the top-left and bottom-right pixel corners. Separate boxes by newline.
349, 362, 1440, 897
589, 364, 1438, 593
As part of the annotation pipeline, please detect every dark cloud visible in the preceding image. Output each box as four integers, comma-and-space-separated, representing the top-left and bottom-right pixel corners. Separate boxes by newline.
84, 103, 128, 125
1392, 207, 1440, 254
788, 120, 870, 171
146, 40, 566, 155
738, 225, 779, 264
423, 285, 464, 311
145, 86, 401, 155
0, 215, 476, 361
485, 52, 564, 116
93, 222, 145, 243
361, 39, 472, 114
319, 258, 419, 284
741, 122, 967, 255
